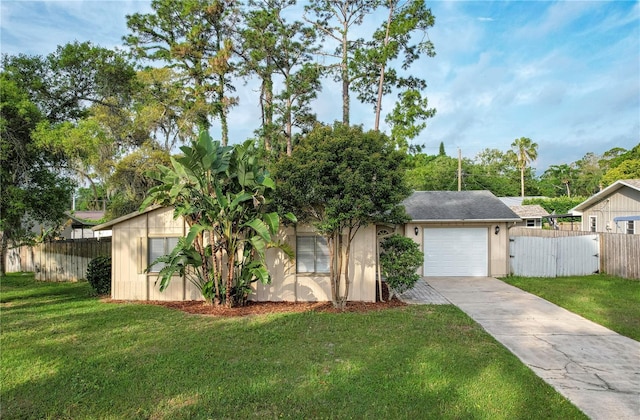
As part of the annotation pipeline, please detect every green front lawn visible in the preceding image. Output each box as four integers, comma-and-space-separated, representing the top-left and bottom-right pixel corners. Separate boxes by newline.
1, 273, 585, 419
503, 274, 640, 341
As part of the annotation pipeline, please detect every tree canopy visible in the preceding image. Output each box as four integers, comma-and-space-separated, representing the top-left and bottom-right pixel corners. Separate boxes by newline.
0, 73, 75, 275
275, 122, 409, 308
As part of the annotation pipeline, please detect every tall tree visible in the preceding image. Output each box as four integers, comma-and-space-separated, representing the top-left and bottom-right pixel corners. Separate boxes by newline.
510, 137, 538, 197
405, 154, 460, 191
106, 143, 171, 219
3, 44, 141, 203
0, 74, 75, 275
573, 152, 605, 196
238, 0, 321, 155
275, 123, 409, 309
2, 42, 137, 125
350, 0, 435, 131
125, 0, 239, 144
601, 143, 640, 186
384, 88, 435, 150
133, 67, 200, 151
540, 164, 578, 197
304, 0, 380, 125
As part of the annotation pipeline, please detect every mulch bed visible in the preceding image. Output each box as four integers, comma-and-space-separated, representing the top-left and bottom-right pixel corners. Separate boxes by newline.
106, 283, 406, 317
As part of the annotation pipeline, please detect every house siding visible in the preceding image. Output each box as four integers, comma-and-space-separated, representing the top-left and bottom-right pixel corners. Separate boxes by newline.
111, 207, 190, 301
109, 207, 376, 302
580, 187, 640, 233
253, 224, 377, 302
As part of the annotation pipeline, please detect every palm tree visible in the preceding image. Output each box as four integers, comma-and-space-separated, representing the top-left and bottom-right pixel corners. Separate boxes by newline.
510, 137, 538, 197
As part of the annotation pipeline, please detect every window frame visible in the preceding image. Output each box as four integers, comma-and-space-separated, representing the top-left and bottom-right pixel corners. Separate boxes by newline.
627, 220, 635, 235
147, 236, 180, 273
296, 235, 330, 274
589, 216, 597, 232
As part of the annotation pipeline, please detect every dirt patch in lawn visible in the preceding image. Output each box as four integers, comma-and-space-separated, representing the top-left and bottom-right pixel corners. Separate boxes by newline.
106, 284, 407, 317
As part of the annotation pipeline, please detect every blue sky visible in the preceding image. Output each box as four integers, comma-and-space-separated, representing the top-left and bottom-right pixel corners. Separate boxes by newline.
1, 0, 638, 173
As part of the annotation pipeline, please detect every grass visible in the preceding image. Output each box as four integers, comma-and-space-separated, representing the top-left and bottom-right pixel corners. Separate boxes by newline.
1, 273, 585, 419
503, 274, 640, 341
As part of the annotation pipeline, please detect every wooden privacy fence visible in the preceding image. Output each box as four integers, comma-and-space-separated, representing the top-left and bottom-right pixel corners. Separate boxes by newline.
6, 238, 111, 282
509, 227, 640, 280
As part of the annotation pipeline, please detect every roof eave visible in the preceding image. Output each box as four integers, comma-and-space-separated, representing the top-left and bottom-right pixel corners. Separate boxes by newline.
410, 218, 522, 223
92, 205, 163, 231
571, 180, 640, 212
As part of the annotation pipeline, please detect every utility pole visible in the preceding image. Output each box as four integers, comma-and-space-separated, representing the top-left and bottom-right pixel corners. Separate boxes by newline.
458, 148, 462, 191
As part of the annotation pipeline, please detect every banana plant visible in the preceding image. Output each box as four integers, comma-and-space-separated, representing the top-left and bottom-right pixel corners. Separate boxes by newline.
143, 131, 295, 306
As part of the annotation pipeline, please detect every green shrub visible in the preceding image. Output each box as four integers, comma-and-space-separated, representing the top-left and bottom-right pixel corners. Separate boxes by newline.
86, 256, 112, 295
380, 234, 423, 294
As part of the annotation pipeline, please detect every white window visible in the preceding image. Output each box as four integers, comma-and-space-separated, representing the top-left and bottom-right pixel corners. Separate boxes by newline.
297, 236, 330, 273
589, 216, 597, 232
148, 237, 180, 272
526, 219, 536, 227
627, 221, 635, 235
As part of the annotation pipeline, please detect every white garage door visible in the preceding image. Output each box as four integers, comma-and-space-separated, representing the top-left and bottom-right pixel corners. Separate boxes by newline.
423, 227, 488, 276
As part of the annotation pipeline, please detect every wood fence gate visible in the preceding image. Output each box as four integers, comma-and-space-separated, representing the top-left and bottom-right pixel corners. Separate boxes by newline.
510, 235, 600, 277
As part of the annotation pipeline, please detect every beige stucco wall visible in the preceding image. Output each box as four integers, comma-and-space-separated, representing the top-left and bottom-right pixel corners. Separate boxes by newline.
404, 221, 511, 277
580, 187, 640, 233
110, 208, 377, 302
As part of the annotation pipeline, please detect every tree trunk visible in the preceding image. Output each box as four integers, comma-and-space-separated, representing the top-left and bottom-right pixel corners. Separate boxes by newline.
263, 74, 274, 152
342, 235, 351, 310
226, 250, 235, 308
374, 2, 395, 131
219, 72, 229, 146
194, 231, 212, 304
520, 166, 525, 197
286, 96, 293, 156
0, 233, 7, 276
328, 233, 337, 304
341, 23, 350, 126
333, 231, 347, 310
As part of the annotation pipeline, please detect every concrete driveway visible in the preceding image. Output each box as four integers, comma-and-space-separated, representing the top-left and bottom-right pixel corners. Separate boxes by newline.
404, 277, 640, 420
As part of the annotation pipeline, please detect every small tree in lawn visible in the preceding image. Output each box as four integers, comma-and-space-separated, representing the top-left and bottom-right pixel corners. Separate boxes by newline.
275, 122, 410, 309
141, 131, 295, 307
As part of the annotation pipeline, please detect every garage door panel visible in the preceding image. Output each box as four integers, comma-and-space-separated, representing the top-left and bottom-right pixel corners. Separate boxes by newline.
424, 227, 488, 276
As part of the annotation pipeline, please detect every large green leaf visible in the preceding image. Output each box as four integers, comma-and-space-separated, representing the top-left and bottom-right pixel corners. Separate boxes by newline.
260, 175, 275, 190
263, 212, 279, 235
245, 218, 271, 242
185, 224, 206, 247
250, 266, 270, 284
249, 235, 267, 260
285, 212, 298, 223
229, 192, 253, 211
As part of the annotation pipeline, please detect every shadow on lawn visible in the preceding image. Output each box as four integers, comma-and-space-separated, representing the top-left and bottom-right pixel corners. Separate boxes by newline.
1, 280, 586, 419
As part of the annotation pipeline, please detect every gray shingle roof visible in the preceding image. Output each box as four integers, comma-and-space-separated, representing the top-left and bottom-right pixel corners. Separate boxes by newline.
403, 191, 521, 222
